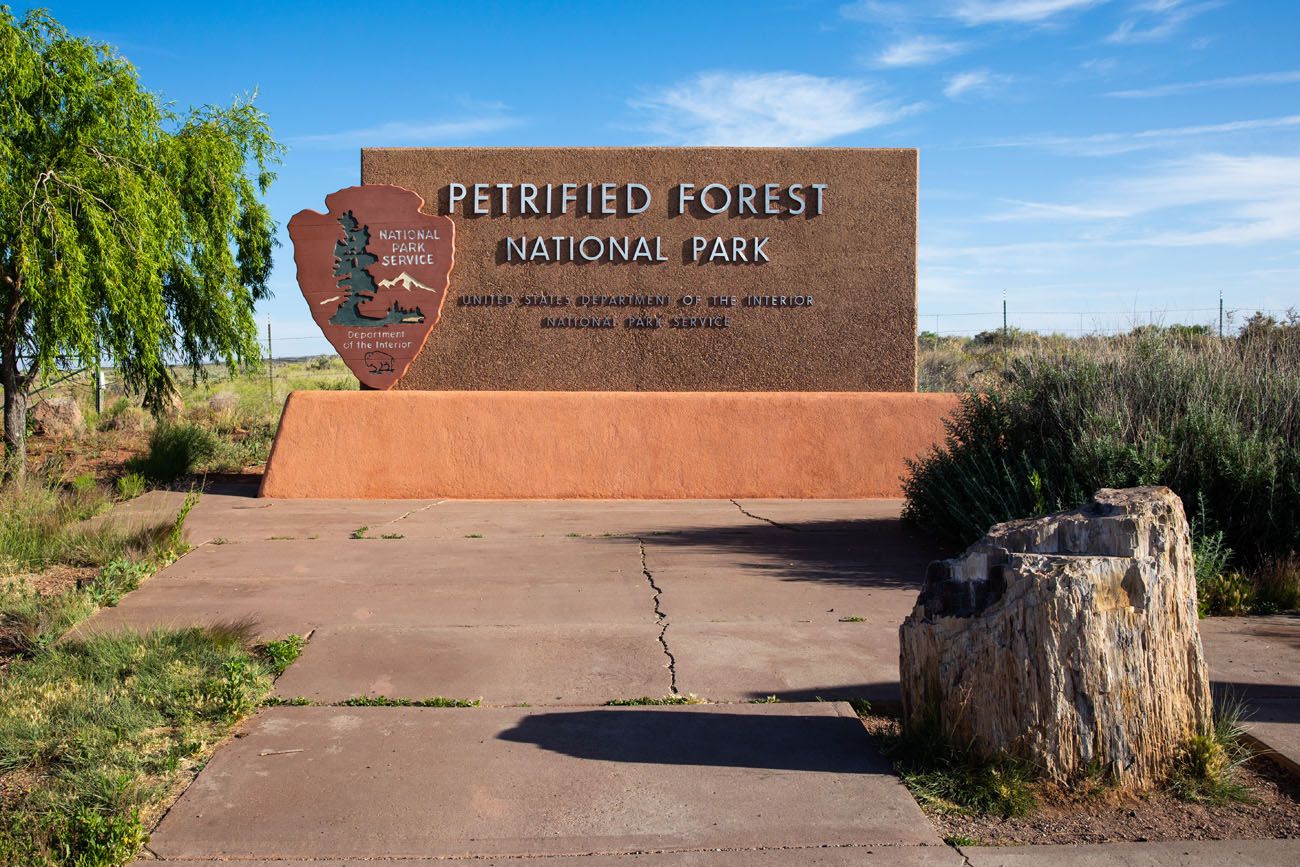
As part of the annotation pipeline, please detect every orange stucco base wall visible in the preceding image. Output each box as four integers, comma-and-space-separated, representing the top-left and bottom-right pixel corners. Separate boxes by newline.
258, 391, 960, 499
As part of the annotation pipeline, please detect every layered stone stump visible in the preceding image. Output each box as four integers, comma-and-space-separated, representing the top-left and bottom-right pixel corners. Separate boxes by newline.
899, 487, 1212, 790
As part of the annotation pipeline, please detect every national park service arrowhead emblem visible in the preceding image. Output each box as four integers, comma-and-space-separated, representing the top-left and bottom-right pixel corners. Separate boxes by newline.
288, 185, 454, 389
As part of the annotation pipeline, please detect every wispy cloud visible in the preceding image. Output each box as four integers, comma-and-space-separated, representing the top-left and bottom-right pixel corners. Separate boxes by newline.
291, 115, 520, 148
1106, 0, 1221, 44
1108, 70, 1300, 98
950, 0, 1108, 25
978, 114, 1300, 155
944, 68, 1014, 98
988, 201, 1130, 220
1121, 153, 1300, 245
987, 152, 1300, 246
634, 71, 921, 145
874, 34, 968, 66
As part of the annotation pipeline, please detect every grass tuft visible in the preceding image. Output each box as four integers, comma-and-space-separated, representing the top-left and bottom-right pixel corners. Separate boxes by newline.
872, 716, 1037, 819
114, 473, 147, 501
1170, 698, 1255, 805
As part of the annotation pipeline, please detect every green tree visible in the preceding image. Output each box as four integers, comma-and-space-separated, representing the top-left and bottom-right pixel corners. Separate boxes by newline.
0, 7, 282, 477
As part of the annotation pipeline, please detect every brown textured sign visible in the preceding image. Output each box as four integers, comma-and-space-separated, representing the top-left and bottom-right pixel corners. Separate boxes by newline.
360, 147, 916, 392
288, 185, 454, 389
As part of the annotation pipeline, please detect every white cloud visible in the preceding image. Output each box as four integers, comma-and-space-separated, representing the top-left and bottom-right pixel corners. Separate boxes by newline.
950, 0, 1107, 25
634, 72, 920, 146
990, 201, 1131, 220
1107, 70, 1300, 98
987, 152, 1300, 246
874, 34, 968, 66
1106, 0, 1221, 44
1120, 153, 1300, 245
292, 115, 519, 148
944, 68, 1014, 98
979, 114, 1300, 155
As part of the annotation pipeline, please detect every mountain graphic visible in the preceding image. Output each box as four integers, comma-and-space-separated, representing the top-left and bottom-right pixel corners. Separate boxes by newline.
379, 272, 437, 293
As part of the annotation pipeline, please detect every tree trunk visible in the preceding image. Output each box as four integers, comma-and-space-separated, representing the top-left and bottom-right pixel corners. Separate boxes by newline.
899, 487, 1212, 792
1, 340, 27, 481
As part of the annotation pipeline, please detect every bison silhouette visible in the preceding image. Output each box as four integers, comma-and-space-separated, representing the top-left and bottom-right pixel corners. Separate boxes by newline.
364, 351, 395, 374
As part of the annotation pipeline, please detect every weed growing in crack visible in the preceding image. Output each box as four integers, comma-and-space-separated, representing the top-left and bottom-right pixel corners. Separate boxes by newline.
749, 695, 781, 703
339, 695, 481, 708
262, 696, 312, 706
350, 526, 368, 539
379, 533, 404, 540
838, 616, 866, 622
464, 533, 483, 539
260, 634, 307, 676
605, 695, 705, 706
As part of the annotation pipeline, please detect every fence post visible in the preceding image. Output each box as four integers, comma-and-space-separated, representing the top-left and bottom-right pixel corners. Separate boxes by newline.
95, 366, 104, 414
267, 317, 273, 396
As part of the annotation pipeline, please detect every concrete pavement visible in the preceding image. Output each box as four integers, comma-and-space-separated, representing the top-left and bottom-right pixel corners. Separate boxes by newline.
97, 490, 1299, 864
147, 703, 942, 861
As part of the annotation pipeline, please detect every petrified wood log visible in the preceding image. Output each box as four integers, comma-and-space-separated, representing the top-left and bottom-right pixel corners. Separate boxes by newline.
899, 486, 1212, 789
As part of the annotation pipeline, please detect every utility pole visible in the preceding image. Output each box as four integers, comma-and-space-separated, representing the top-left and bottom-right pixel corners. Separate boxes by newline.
1002, 290, 1008, 338
95, 366, 104, 414
1219, 291, 1224, 338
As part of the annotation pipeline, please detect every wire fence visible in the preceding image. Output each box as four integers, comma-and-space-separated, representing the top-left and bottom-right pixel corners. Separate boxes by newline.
919, 304, 1296, 338
30, 302, 1299, 405
265, 303, 1298, 359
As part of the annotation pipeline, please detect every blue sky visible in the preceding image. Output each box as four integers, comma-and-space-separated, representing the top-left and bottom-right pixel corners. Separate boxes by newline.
25, 0, 1300, 353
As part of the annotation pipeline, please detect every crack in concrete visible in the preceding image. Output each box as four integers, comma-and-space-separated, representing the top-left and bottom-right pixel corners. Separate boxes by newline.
638, 538, 678, 695
729, 498, 802, 532
386, 499, 446, 526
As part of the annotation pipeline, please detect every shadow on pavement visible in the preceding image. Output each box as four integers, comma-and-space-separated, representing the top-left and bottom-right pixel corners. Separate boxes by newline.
498, 708, 890, 773
592, 517, 954, 590
1213, 681, 1300, 714
738, 682, 903, 704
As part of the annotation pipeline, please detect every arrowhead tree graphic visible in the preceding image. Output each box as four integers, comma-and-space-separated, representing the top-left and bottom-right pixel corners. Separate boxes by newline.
288, 185, 454, 388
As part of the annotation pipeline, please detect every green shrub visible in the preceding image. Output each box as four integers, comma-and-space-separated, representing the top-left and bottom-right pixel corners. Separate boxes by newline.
127, 423, 218, 483
1254, 554, 1300, 613
904, 329, 1300, 575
